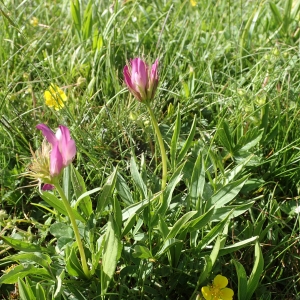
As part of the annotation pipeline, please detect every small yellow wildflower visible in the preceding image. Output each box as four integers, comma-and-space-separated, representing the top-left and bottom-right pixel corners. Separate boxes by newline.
30, 17, 39, 27
44, 84, 67, 110
201, 275, 234, 300
190, 0, 197, 6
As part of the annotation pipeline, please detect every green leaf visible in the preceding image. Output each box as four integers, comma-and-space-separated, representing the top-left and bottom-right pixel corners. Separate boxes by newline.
177, 115, 196, 163
212, 201, 255, 222
189, 152, 205, 211
0, 252, 52, 268
71, 165, 93, 218
239, 4, 263, 53
102, 6, 126, 39
232, 259, 248, 300
196, 256, 212, 286
246, 241, 264, 300
101, 215, 122, 295
96, 168, 118, 214
291, 0, 300, 19
157, 163, 184, 216
54, 269, 65, 298
224, 155, 253, 184
130, 156, 147, 199
165, 211, 197, 240
40, 192, 85, 223
36, 282, 47, 300
170, 107, 181, 170
210, 235, 221, 267
132, 245, 153, 259
63, 164, 72, 202
269, 2, 283, 30
0, 265, 51, 284
18, 277, 36, 300
122, 213, 137, 237
235, 129, 263, 153
158, 215, 170, 240
70, 0, 81, 36
65, 243, 86, 278
183, 206, 215, 233
116, 173, 134, 205
218, 120, 233, 153
210, 176, 248, 208
0, 7, 22, 34
155, 238, 182, 258
92, 29, 103, 51
91, 235, 105, 276
169, 230, 185, 267
82, 0, 93, 40
50, 222, 74, 239
196, 211, 232, 250
218, 236, 258, 256
112, 196, 122, 236
283, 0, 293, 33
260, 101, 269, 138
121, 191, 161, 222
57, 237, 74, 250
0, 236, 49, 253
75, 187, 101, 209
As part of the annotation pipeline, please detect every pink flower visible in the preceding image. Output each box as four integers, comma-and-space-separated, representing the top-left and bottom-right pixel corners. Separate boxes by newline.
36, 124, 76, 176
124, 58, 159, 102
42, 183, 55, 191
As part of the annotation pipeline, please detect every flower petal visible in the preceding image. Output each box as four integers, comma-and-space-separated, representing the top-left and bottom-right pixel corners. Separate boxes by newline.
213, 275, 228, 289
56, 125, 76, 166
150, 59, 159, 82
148, 59, 159, 99
44, 84, 67, 110
201, 286, 212, 300
42, 184, 55, 191
124, 65, 142, 101
131, 58, 148, 88
220, 288, 234, 300
50, 142, 63, 176
36, 124, 57, 146
124, 65, 133, 88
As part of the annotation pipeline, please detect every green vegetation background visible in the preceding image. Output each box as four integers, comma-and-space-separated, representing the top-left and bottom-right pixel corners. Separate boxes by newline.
1, 0, 300, 299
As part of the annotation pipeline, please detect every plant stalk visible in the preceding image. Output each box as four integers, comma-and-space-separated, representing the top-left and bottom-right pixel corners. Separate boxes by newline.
145, 102, 168, 193
55, 183, 90, 278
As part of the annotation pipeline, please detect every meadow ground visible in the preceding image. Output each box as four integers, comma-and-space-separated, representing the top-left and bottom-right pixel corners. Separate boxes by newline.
1, 0, 300, 299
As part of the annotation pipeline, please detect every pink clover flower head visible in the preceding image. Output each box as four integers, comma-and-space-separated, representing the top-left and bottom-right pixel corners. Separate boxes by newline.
36, 124, 76, 177
124, 57, 159, 102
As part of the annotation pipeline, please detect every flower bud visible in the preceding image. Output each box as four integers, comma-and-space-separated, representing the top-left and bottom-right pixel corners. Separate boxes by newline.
124, 58, 159, 102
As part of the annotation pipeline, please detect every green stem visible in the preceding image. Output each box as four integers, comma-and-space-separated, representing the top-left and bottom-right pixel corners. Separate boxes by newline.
55, 183, 90, 278
145, 102, 168, 193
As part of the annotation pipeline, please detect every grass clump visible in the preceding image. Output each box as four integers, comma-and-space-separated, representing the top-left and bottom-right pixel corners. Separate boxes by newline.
1, 0, 300, 299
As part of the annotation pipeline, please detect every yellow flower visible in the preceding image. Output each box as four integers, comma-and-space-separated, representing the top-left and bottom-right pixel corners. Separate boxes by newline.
30, 17, 39, 27
190, 0, 197, 6
201, 275, 234, 300
44, 84, 67, 110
